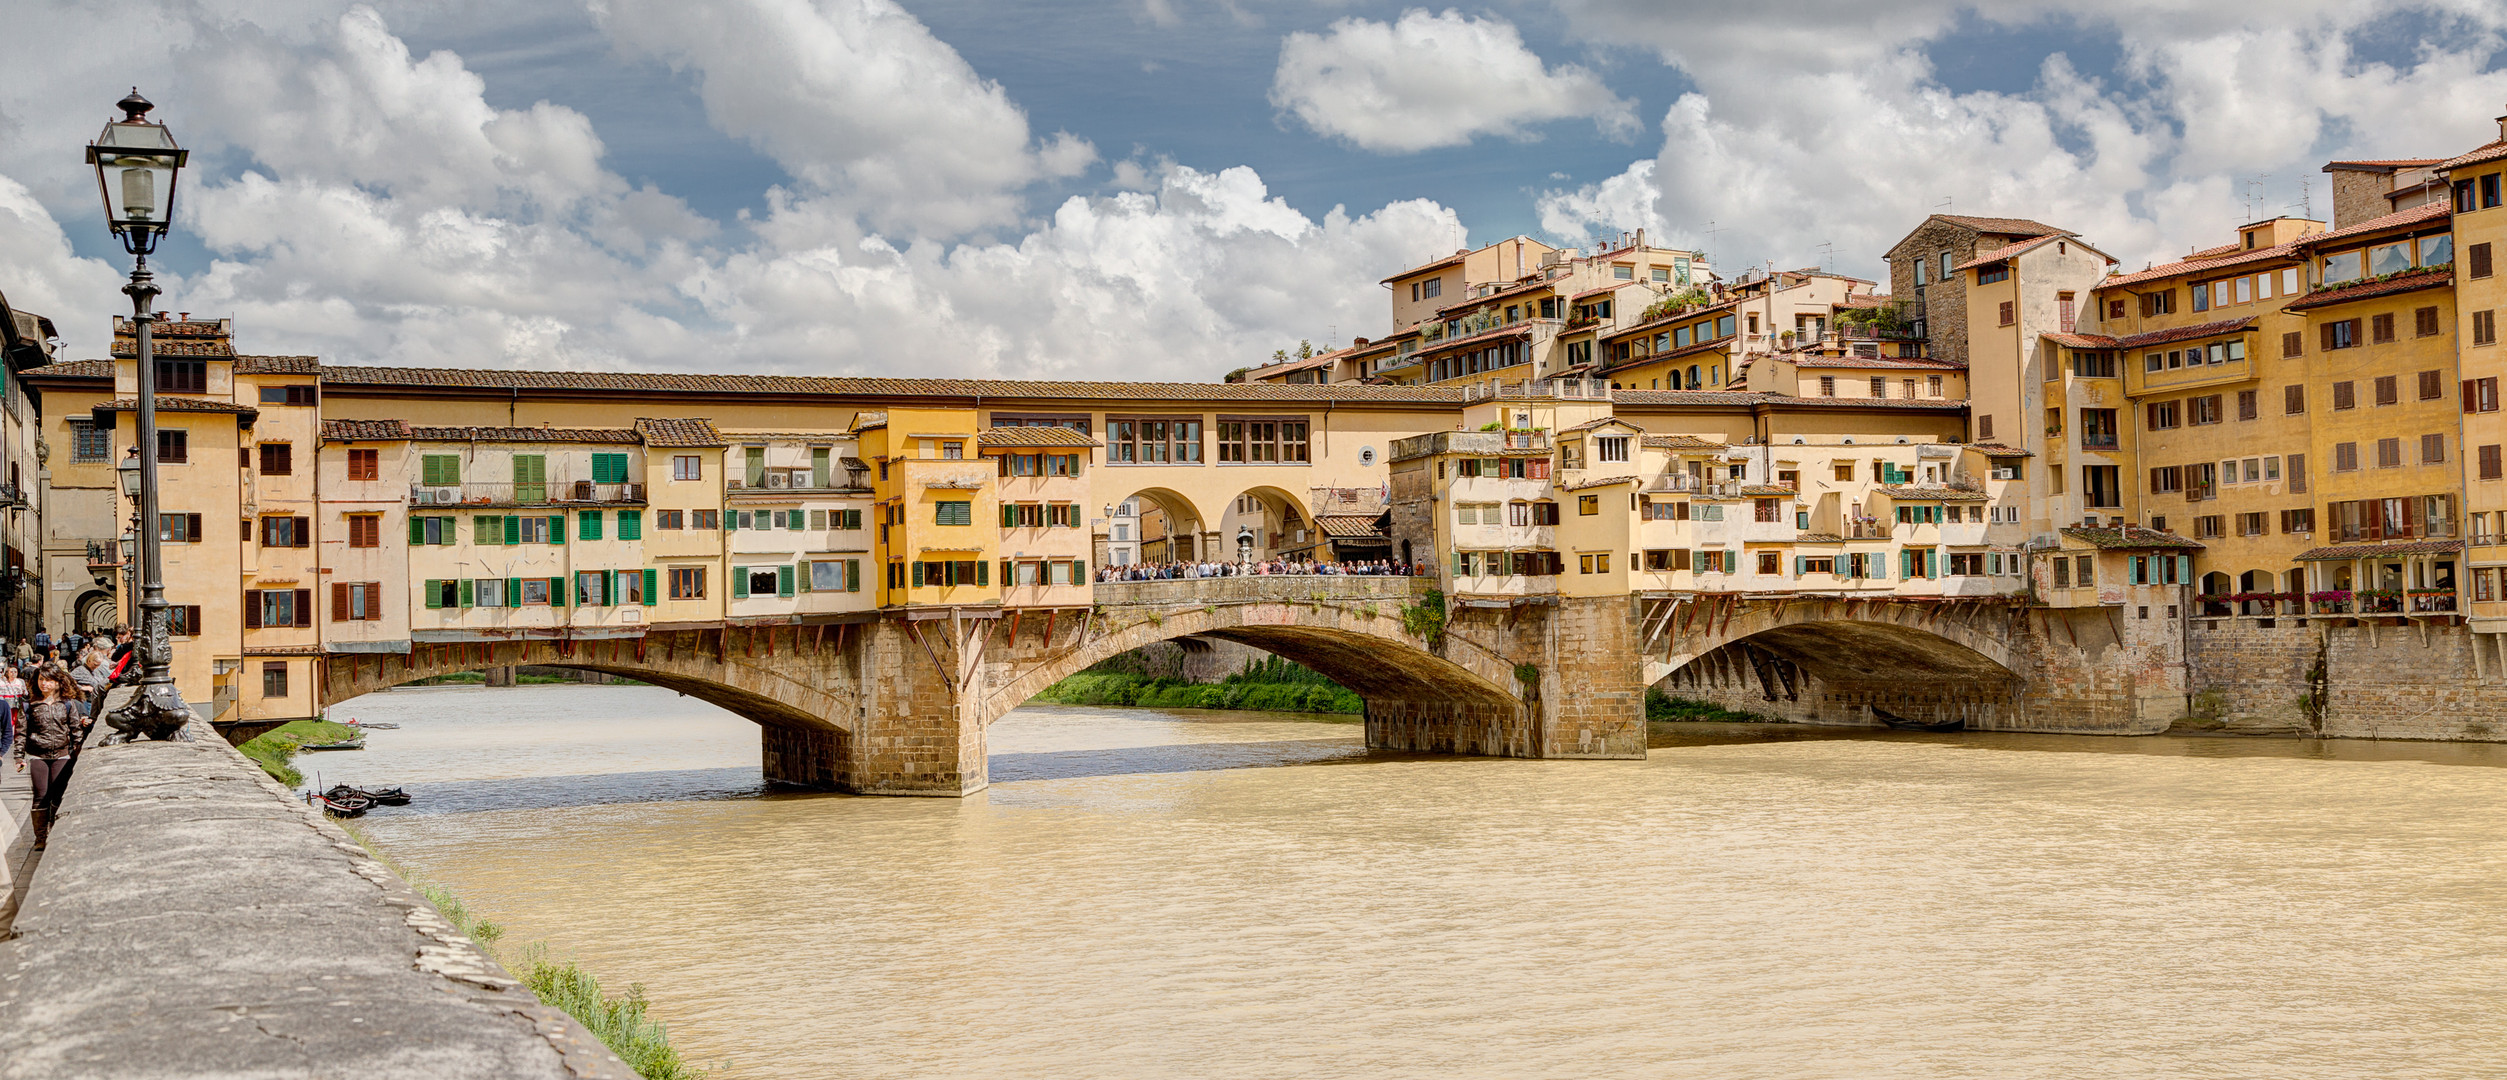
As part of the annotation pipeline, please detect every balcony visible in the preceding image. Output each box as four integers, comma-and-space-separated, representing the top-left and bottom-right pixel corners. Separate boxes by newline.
728, 467, 867, 495
409, 481, 646, 507
1647, 474, 1744, 497
1844, 521, 1892, 540
2080, 435, 2119, 452
1459, 378, 1612, 402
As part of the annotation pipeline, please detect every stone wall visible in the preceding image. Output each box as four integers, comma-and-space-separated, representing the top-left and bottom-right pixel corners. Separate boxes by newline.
1886, 219, 1979, 369
2186, 617, 2507, 740
0, 717, 636, 1079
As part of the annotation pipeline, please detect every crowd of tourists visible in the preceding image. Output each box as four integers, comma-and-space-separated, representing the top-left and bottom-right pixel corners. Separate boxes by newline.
1, 626, 135, 850
1095, 558, 1425, 582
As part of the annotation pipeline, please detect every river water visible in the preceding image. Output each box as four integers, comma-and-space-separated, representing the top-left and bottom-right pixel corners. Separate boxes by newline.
325, 684, 2507, 1079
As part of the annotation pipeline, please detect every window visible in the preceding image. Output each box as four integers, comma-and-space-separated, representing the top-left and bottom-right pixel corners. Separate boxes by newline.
329, 582, 382, 622
2080, 408, 2119, 447
657, 509, 684, 530
2282, 385, 2304, 415
2053, 557, 2071, 588
2483, 444, 2504, 481
260, 516, 311, 548
2424, 434, 2448, 464
1996, 300, 2015, 325
2236, 390, 2257, 421
263, 662, 289, 700
155, 359, 206, 393
672, 455, 702, 481
1757, 551, 1782, 575
2074, 351, 2116, 378
1819, 376, 1836, 396
692, 509, 719, 530
2374, 375, 2399, 406
2333, 381, 2357, 410
2377, 437, 2402, 468
935, 500, 972, 526
1420, 277, 1441, 299
809, 560, 864, 593
2476, 310, 2497, 346
2473, 242, 2495, 279
576, 571, 608, 607
2195, 515, 2224, 540
2282, 508, 2316, 534
2149, 466, 2182, 493
2239, 512, 2267, 537
590, 453, 630, 485
421, 454, 460, 486
1980, 266, 2011, 287
517, 578, 552, 606
517, 515, 555, 543
2287, 453, 2307, 495
2489, 173, 2503, 208
1578, 495, 1599, 516
2083, 465, 2121, 509
257, 384, 317, 406
2141, 289, 2176, 317
1870, 377, 1888, 398
618, 511, 642, 540
2321, 319, 2360, 351
2418, 307, 2442, 337
512, 454, 547, 502
2282, 331, 2303, 358
257, 442, 292, 475
157, 429, 188, 464
2189, 396, 2222, 425
578, 509, 604, 541
1110, 417, 1205, 464
1614, 264, 1633, 280
158, 512, 203, 543
347, 514, 380, 548
246, 588, 312, 629
1214, 417, 1308, 464
2323, 250, 2363, 284
669, 567, 706, 600
2335, 441, 2360, 472
68, 420, 109, 463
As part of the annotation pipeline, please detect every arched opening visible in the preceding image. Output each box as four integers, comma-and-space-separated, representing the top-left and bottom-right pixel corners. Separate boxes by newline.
74, 590, 118, 635
1653, 618, 2021, 730
1219, 484, 1316, 562
2238, 569, 2272, 615
1105, 487, 1204, 567
2201, 571, 2233, 616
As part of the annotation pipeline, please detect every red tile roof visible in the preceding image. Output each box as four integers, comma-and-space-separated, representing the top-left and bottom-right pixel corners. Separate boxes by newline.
317, 366, 1478, 404
633, 417, 727, 447
1640, 434, 1726, 450
20, 359, 111, 380
234, 356, 320, 374
2281, 268, 2453, 312
2097, 240, 2306, 290
2063, 525, 2203, 550
1786, 354, 1962, 370
93, 397, 258, 417
1969, 443, 2032, 458
2103, 316, 2258, 350
1951, 232, 2074, 272
1433, 276, 1562, 316
1877, 484, 1988, 502
2294, 539, 2463, 561
2293, 201, 2450, 249
2325, 158, 2443, 170
320, 419, 412, 441
975, 426, 1102, 448
1564, 474, 1640, 491
1934, 215, 2065, 237
1379, 252, 1463, 283
406, 426, 641, 443
2436, 141, 2507, 173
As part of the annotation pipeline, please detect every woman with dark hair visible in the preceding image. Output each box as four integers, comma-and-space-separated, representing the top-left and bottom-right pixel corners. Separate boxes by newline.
15, 669, 89, 849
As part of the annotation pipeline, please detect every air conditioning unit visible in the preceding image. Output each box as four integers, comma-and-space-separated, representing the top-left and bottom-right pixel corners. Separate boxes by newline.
1991, 467, 2017, 480
767, 473, 790, 488
417, 487, 458, 504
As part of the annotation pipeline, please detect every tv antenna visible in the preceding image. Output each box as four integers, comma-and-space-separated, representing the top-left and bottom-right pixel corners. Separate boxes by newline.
2289, 179, 2314, 221
1816, 241, 1836, 271
2241, 175, 2272, 224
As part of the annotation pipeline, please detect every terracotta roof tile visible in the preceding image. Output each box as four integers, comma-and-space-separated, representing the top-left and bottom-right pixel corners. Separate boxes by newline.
633, 417, 727, 448
1558, 416, 1638, 434
2097, 241, 2306, 290
94, 397, 258, 416
1738, 484, 1799, 497
1792, 532, 1845, 543
406, 426, 640, 443
1876, 484, 1988, 502
1641, 434, 1726, 450
1934, 214, 2066, 236
2294, 538, 2463, 560
317, 365, 1477, 404
234, 355, 321, 374
2106, 316, 2258, 349
2436, 140, 2507, 173
2043, 332, 2120, 348
2293, 201, 2451, 248
1315, 514, 1386, 538
320, 419, 412, 441
1564, 474, 1640, 491
976, 426, 1102, 448
1786, 354, 1963, 370
2281, 268, 2453, 311
2325, 158, 2444, 170
20, 359, 112, 380
1968, 443, 2033, 458
1380, 252, 1464, 284
2062, 525, 2203, 550
1951, 232, 2074, 272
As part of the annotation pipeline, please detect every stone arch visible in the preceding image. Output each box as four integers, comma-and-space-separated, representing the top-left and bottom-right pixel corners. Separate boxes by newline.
1641, 597, 2028, 728
74, 590, 118, 635
1111, 486, 1205, 563
979, 589, 1524, 731
1218, 483, 1314, 560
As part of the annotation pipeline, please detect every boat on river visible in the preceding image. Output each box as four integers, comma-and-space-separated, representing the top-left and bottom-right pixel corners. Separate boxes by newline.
300, 739, 366, 751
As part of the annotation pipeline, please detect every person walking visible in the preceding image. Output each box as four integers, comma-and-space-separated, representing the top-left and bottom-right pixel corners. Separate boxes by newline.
16, 669, 89, 849
0, 664, 25, 760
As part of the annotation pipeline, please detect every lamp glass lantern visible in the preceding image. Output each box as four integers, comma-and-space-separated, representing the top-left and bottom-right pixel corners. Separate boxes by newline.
85, 91, 187, 256
118, 453, 142, 496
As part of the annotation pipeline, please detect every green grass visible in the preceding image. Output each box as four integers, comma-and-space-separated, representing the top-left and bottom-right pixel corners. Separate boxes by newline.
236, 719, 364, 786
1033, 655, 1364, 715
1645, 689, 1776, 724
344, 826, 710, 1080
404, 671, 488, 685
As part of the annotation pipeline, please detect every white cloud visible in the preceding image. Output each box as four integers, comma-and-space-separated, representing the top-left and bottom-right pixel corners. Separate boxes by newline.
1271, 9, 1635, 153
592, 0, 1094, 239
1535, 159, 1661, 242
1538, 1, 2507, 279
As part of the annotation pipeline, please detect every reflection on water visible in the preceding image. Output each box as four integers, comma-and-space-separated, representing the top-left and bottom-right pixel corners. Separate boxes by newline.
339, 686, 2507, 1080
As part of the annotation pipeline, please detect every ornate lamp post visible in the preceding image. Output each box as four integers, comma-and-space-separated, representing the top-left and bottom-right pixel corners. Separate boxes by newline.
88, 89, 191, 739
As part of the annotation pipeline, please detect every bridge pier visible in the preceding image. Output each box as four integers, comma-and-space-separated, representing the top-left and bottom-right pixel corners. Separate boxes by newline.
1371, 595, 1647, 758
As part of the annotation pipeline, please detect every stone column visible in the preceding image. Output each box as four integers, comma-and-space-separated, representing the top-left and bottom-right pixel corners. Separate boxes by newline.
842, 614, 987, 795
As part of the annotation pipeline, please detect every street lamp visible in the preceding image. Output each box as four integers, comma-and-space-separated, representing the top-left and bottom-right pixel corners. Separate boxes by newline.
1237, 525, 1254, 570
89, 89, 190, 741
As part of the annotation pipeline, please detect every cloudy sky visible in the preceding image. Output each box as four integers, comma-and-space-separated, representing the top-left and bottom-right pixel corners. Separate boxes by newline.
4, 1, 2505, 381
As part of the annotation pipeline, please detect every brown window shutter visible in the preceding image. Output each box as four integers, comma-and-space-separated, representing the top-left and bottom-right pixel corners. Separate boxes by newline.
2473, 242, 2494, 279
366, 583, 384, 620
293, 589, 313, 628
2469, 380, 2481, 414
244, 592, 261, 630
2483, 444, 2503, 481
2319, 323, 2336, 351
331, 583, 348, 622
2288, 453, 2306, 494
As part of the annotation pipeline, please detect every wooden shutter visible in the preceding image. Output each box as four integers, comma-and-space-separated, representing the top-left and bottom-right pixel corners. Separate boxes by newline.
643, 568, 659, 606
409, 516, 425, 544
975, 560, 989, 587
293, 589, 313, 627
294, 516, 311, 547
363, 584, 382, 620
459, 579, 474, 608
733, 567, 750, 598
846, 560, 861, 593
552, 576, 568, 606
777, 565, 795, 597
503, 514, 521, 545
506, 577, 521, 605
331, 583, 350, 622
2473, 242, 2494, 279
911, 561, 926, 587
2483, 444, 2503, 481
244, 592, 262, 628
549, 515, 565, 544
423, 580, 442, 609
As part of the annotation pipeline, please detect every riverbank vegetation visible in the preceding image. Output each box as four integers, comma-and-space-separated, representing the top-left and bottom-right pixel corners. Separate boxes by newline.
236, 719, 363, 786
345, 827, 709, 1079
1033, 655, 1364, 715
1645, 689, 1776, 724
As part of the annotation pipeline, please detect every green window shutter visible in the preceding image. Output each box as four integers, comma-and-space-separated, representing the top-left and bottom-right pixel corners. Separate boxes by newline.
846, 560, 861, 593
552, 576, 568, 606
603, 570, 618, 606
812, 447, 831, 488
592, 453, 628, 484
506, 577, 521, 606
423, 579, 442, 609
797, 562, 813, 592
1793, 556, 1804, 576
546, 515, 563, 544
409, 516, 425, 545
778, 565, 795, 597
618, 511, 641, 540
911, 561, 925, 587
733, 567, 750, 598
1002, 504, 1015, 528
458, 579, 474, 608
1073, 559, 1086, 581
642, 568, 659, 606
578, 510, 601, 541
1900, 550, 1912, 578
2178, 556, 2192, 582
788, 511, 803, 532
975, 560, 989, 587
1926, 550, 1938, 579
504, 515, 520, 546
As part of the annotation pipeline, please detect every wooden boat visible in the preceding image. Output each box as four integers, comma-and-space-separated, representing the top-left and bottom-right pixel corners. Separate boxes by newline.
299, 739, 366, 751
1872, 707, 1964, 732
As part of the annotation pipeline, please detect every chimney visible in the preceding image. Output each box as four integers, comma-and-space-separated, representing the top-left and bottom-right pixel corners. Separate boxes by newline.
2497, 107, 2507, 142
177, 312, 189, 321
1635, 228, 1645, 249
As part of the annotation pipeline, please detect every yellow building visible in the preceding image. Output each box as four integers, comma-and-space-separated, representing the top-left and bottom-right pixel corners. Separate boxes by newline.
2440, 122, 2507, 629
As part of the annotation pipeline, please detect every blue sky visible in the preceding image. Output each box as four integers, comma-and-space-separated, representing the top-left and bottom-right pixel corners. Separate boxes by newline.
3, 1, 2505, 380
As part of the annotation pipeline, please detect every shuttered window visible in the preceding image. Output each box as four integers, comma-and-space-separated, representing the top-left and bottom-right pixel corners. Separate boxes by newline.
617, 511, 642, 540
2482, 445, 2504, 481
421, 454, 460, 486
591, 453, 630, 484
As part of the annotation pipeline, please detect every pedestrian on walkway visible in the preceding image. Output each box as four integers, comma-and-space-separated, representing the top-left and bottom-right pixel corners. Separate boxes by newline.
0, 665, 25, 760
15, 669, 88, 849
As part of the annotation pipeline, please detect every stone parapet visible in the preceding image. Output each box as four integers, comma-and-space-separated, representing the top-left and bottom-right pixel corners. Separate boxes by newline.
0, 720, 635, 1080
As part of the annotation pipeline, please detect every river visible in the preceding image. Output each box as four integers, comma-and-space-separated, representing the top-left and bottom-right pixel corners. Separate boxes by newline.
322, 684, 2507, 1079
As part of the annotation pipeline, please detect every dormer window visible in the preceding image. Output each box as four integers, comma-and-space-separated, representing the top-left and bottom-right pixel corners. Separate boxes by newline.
155, 358, 205, 393
1596, 436, 1630, 464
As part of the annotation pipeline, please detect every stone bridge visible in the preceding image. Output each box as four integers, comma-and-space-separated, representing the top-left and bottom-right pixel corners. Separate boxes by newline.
317, 583, 2182, 796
